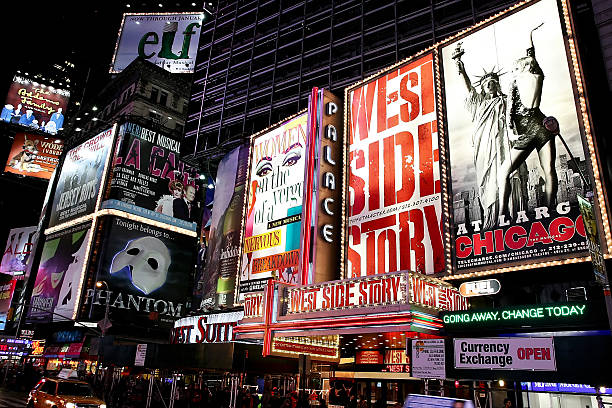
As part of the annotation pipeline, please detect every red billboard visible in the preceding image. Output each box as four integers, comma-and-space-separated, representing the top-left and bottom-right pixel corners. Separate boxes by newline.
4, 133, 63, 179
347, 52, 443, 277
1, 75, 69, 135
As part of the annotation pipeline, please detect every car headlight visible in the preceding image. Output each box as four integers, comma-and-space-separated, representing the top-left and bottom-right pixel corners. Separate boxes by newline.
100, 404, 107, 408
66, 403, 76, 408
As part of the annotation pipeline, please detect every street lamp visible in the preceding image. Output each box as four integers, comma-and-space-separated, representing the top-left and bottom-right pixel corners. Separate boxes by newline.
95, 281, 110, 385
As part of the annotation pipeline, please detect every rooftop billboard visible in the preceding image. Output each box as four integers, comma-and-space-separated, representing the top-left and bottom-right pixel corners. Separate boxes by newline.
111, 12, 205, 74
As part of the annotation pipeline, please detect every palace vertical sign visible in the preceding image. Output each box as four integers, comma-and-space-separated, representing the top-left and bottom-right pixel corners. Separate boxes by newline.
347, 53, 443, 277
301, 89, 344, 284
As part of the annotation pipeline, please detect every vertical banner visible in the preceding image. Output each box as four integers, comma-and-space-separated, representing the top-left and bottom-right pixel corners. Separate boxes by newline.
194, 145, 249, 310
347, 53, 443, 277
4, 134, 63, 179
577, 195, 608, 284
28, 224, 92, 323
48, 128, 115, 227
441, 0, 595, 273
105, 122, 200, 231
0, 274, 17, 330
0, 226, 37, 278
239, 113, 309, 296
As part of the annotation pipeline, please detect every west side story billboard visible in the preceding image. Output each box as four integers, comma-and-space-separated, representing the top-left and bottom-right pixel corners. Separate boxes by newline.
347, 53, 443, 277
105, 122, 200, 231
110, 13, 205, 74
239, 113, 309, 296
48, 128, 114, 228
440, 0, 609, 274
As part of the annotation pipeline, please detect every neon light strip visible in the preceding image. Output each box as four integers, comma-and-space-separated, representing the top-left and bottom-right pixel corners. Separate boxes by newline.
300, 87, 319, 285
71, 222, 96, 320
96, 209, 197, 237
45, 214, 94, 235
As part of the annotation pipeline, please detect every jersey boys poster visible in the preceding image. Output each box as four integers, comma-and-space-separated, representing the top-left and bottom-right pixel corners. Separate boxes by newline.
27, 224, 92, 323
88, 217, 193, 326
106, 122, 199, 230
239, 113, 308, 295
48, 128, 114, 227
347, 53, 443, 277
4, 134, 63, 179
441, 0, 591, 272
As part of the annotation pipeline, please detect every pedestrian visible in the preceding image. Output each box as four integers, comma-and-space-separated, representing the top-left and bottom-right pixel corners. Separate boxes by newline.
503, 398, 513, 408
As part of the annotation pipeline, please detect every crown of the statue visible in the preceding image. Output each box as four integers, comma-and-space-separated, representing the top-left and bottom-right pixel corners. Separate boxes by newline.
475, 67, 505, 85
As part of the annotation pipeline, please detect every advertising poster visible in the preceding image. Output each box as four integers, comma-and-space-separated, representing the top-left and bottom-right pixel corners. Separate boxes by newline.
0, 274, 17, 330
105, 122, 200, 231
194, 145, 248, 310
1, 75, 69, 134
88, 217, 193, 326
111, 13, 205, 74
441, 0, 591, 272
411, 339, 446, 379
48, 128, 114, 227
27, 224, 92, 323
239, 113, 308, 296
0, 226, 36, 278
4, 134, 63, 179
347, 53, 442, 277
577, 195, 608, 284
454, 337, 556, 371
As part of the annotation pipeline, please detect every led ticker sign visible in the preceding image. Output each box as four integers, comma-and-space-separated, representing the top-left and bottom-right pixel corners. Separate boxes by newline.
0, 337, 31, 357
441, 302, 593, 331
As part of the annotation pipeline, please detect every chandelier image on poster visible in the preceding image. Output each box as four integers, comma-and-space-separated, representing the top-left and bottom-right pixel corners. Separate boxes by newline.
441, 0, 594, 272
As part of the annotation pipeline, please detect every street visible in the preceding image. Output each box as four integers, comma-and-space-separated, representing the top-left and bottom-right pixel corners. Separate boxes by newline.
0, 388, 28, 408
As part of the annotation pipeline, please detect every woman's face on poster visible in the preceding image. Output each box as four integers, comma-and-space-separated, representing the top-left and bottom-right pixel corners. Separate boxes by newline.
254, 142, 303, 179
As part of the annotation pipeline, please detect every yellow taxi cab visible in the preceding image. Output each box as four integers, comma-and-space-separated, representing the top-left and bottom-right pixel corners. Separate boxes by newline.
27, 377, 106, 408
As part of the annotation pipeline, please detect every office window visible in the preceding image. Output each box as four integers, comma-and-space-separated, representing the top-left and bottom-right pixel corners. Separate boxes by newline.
149, 111, 162, 123
160, 91, 169, 107
150, 87, 159, 102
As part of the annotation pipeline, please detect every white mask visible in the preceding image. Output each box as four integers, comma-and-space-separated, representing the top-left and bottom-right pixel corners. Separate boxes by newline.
110, 237, 171, 295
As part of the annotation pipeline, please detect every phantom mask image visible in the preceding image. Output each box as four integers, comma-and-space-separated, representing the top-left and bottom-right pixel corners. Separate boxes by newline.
110, 236, 171, 294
